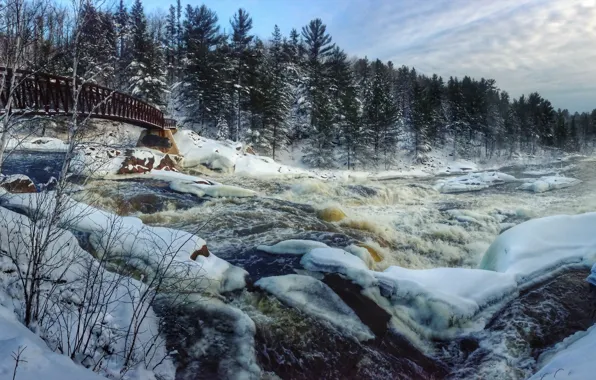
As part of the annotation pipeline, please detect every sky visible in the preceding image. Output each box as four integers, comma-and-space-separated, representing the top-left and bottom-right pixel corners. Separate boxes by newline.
143, 0, 596, 112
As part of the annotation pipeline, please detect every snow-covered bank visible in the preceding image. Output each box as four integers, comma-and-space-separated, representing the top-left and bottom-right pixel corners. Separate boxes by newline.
6, 136, 69, 152
0, 206, 174, 379
1, 193, 248, 294
0, 305, 105, 380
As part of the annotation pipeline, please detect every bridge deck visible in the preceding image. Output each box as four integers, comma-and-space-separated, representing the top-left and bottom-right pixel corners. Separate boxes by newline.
0, 67, 175, 130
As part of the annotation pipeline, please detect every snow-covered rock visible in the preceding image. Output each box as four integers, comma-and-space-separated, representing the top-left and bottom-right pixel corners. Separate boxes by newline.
434, 172, 516, 193
255, 274, 374, 341
531, 324, 596, 380
0, 174, 36, 193
480, 212, 596, 285
301, 248, 370, 275
257, 239, 329, 255
173, 130, 241, 171
518, 176, 581, 193
0, 206, 174, 379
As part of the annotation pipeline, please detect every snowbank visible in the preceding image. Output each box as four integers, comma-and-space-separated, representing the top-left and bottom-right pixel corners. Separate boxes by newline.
1, 193, 248, 294
6, 137, 69, 152
530, 324, 596, 380
0, 306, 105, 380
0, 207, 174, 379
480, 212, 596, 285
255, 274, 374, 341
257, 240, 329, 255
518, 176, 581, 193
434, 172, 516, 193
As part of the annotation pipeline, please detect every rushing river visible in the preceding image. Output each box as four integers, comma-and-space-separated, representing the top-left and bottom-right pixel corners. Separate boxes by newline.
4, 152, 596, 379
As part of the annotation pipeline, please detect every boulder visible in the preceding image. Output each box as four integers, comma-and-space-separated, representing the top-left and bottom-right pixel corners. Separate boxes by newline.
154, 154, 179, 172
0, 175, 37, 193
317, 206, 347, 222
117, 150, 155, 174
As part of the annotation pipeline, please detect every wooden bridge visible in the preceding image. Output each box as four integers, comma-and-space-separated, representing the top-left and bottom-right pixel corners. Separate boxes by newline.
0, 66, 180, 154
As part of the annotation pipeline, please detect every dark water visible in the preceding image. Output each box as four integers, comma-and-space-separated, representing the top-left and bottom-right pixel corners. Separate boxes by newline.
2, 152, 65, 185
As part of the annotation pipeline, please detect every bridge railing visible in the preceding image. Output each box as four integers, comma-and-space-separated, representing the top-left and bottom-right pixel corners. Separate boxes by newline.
0, 67, 175, 130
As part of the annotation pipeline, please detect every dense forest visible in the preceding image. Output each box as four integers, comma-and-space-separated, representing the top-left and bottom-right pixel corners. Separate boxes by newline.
3, 0, 596, 168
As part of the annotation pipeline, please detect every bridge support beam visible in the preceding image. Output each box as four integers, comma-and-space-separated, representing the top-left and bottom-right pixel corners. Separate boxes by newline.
137, 128, 181, 156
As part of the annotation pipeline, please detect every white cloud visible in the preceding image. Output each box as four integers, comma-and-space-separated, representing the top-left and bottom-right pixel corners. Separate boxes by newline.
330, 0, 596, 111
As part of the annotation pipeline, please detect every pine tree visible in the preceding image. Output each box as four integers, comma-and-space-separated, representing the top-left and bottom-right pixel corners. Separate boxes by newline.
180, 4, 222, 127
114, 0, 130, 90
554, 110, 567, 148
128, 0, 166, 107
301, 18, 336, 167
411, 79, 432, 162
229, 8, 254, 141
256, 25, 291, 159
76, 3, 117, 81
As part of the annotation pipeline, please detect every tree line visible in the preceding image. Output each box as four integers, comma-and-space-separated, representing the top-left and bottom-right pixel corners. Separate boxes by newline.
4, 0, 596, 168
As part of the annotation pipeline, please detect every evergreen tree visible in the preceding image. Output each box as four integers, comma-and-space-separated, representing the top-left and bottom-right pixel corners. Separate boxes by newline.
257, 25, 292, 159
76, 3, 117, 81
229, 8, 254, 141
301, 18, 336, 167
128, 0, 166, 106
180, 4, 222, 127
114, 0, 130, 89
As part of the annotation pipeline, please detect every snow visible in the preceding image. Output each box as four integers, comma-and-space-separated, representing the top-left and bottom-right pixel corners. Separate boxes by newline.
170, 180, 257, 198
173, 130, 241, 171
434, 172, 516, 193
530, 324, 596, 380
0, 306, 105, 380
587, 263, 596, 286
374, 267, 517, 331
300, 246, 517, 335
1, 193, 248, 294
479, 212, 596, 285
436, 160, 478, 175
518, 176, 581, 193
255, 274, 374, 341
6, 137, 69, 152
0, 206, 174, 379
301, 247, 370, 274
257, 240, 329, 255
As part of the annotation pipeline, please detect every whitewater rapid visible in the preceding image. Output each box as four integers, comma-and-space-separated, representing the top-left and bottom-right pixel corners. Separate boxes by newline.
4, 152, 596, 379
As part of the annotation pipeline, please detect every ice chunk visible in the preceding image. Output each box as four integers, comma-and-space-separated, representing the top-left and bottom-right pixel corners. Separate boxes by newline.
434, 172, 515, 193
480, 212, 596, 284
170, 181, 256, 198
301, 247, 369, 274
257, 239, 329, 255
255, 274, 374, 341
518, 176, 581, 193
